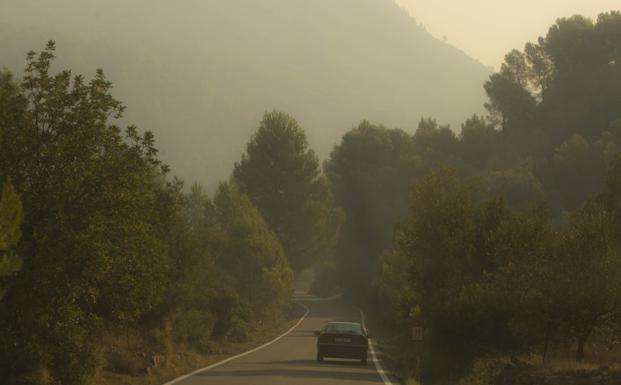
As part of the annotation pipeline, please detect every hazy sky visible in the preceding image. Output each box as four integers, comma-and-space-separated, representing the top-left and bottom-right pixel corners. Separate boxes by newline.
395, 0, 620, 69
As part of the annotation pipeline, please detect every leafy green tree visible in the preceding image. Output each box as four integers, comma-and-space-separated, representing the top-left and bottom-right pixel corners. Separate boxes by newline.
479, 12, 621, 215
413, 118, 461, 170
523, 41, 553, 96
393, 169, 516, 380
212, 182, 293, 322
501, 49, 531, 88
233, 110, 343, 272
0, 42, 170, 385
559, 201, 621, 361
458, 115, 508, 171
485, 160, 546, 210
488, 206, 561, 361
483, 72, 537, 134
397, 168, 480, 322
144, 178, 222, 354
326, 121, 419, 301
549, 134, 606, 211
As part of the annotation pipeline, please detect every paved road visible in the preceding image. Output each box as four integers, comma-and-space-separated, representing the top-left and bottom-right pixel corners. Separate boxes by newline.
167, 293, 392, 385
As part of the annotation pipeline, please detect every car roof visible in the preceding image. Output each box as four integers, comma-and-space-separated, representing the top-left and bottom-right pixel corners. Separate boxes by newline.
326, 321, 361, 325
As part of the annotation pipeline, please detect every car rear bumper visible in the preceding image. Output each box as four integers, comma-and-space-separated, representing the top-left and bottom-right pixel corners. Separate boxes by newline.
317, 343, 368, 359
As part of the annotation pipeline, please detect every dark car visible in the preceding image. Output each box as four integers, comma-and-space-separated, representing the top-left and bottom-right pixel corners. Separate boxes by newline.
315, 321, 369, 364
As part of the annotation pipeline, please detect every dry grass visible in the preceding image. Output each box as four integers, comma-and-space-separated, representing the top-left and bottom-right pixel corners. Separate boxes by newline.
514, 342, 621, 372
94, 305, 306, 385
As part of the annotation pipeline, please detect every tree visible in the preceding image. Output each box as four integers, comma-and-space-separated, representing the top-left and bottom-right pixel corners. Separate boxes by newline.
326, 121, 419, 301
501, 49, 531, 88
485, 160, 546, 211
413, 117, 461, 170
0, 42, 171, 385
488, 206, 561, 361
233, 110, 343, 272
393, 169, 517, 380
541, 13, 621, 142
523, 41, 553, 97
480, 12, 621, 215
549, 134, 606, 211
483, 72, 537, 133
213, 182, 293, 321
559, 200, 621, 361
458, 115, 506, 171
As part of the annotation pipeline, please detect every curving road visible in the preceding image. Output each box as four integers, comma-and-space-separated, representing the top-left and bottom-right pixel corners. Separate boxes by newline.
165, 287, 394, 385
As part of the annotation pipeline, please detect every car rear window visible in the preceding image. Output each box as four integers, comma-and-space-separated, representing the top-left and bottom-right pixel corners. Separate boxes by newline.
324, 323, 362, 334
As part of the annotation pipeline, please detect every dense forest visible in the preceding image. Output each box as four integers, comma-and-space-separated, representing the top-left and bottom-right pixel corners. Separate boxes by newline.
326, 11, 621, 383
1, 9, 620, 385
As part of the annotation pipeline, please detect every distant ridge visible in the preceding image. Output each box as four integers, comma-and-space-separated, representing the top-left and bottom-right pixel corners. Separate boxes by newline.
0, 0, 490, 186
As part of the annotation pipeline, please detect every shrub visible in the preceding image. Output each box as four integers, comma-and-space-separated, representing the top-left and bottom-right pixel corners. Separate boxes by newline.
172, 309, 216, 353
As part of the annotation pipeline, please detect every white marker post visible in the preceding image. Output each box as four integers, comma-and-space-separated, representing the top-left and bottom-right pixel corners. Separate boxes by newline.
411, 327, 423, 342
412, 326, 423, 384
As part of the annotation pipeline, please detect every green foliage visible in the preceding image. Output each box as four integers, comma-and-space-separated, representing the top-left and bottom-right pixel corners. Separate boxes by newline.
387, 170, 519, 378
0, 41, 174, 385
334, 9, 621, 331
484, 72, 536, 133
480, 12, 621, 213
317, 9, 621, 384
458, 115, 507, 170
377, 164, 621, 382
560, 200, 621, 361
233, 110, 343, 272
172, 309, 216, 353
326, 121, 421, 302
0, 43, 296, 385
212, 182, 293, 322
485, 160, 545, 210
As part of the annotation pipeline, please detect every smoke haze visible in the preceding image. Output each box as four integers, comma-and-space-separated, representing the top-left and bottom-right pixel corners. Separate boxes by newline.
0, 0, 489, 186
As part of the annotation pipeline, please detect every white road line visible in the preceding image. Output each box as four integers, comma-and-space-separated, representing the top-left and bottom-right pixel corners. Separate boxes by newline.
354, 306, 394, 385
162, 302, 310, 385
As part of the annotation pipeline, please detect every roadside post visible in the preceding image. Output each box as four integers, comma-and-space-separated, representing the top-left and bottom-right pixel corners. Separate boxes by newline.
411, 327, 423, 341
412, 326, 423, 384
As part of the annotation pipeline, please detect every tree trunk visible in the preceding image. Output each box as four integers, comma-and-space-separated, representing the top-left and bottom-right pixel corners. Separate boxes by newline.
576, 335, 587, 362
542, 330, 551, 364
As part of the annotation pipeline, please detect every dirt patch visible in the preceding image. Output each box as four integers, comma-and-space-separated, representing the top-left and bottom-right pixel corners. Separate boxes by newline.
95, 304, 306, 385
464, 360, 621, 385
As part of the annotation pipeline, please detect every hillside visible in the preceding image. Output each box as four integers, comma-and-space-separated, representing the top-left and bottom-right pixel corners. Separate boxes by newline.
0, 0, 490, 186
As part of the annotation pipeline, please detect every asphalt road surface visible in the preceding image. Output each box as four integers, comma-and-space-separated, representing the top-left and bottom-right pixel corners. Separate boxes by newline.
165, 291, 394, 385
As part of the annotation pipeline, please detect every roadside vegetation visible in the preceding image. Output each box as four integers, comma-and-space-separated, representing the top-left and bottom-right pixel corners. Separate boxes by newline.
326, 12, 621, 384
0, 43, 338, 385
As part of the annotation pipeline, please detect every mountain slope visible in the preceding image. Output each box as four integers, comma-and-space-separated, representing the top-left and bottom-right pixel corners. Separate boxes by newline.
0, 0, 490, 186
